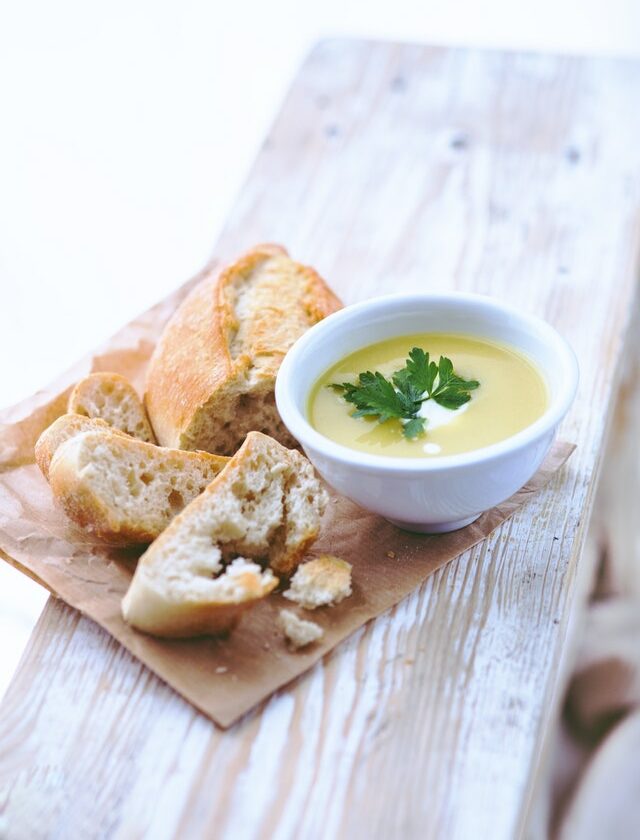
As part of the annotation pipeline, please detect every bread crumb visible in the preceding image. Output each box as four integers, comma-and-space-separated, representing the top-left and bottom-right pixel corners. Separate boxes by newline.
386, 550, 396, 559
278, 609, 324, 649
283, 555, 352, 609
215, 666, 228, 674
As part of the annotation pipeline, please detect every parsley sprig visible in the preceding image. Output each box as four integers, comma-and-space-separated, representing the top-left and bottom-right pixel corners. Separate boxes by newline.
330, 348, 479, 440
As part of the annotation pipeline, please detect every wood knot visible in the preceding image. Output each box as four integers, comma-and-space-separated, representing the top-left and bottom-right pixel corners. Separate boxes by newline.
566, 146, 581, 164
450, 133, 469, 151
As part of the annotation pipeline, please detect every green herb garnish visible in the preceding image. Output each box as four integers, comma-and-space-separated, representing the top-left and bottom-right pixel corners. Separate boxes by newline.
330, 348, 479, 440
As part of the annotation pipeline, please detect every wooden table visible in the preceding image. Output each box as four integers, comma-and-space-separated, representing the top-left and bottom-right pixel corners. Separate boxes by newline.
1, 40, 640, 840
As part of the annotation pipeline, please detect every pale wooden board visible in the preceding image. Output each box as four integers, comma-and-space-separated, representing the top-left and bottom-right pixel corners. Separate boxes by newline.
2, 39, 640, 840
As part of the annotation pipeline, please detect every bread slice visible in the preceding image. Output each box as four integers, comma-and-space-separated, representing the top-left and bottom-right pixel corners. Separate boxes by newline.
69, 372, 156, 443
35, 413, 129, 479
283, 555, 352, 609
122, 557, 277, 639
144, 244, 342, 455
121, 432, 328, 638
48, 429, 229, 544
278, 609, 324, 649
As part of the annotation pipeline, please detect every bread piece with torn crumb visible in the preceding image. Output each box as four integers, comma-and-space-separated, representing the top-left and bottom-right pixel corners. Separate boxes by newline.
47, 429, 229, 544
144, 244, 342, 455
35, 413, 129, 479
69, 372, 156, 443
123, 432, 327, 648
122, 557, 277, 638
121, 431, 326, 638
122, 431, 326, 637
283, 555, 352, 609
279, 609, 324, 649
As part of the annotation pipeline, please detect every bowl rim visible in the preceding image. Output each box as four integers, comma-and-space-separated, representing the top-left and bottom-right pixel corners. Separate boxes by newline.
275, 292, 579, 473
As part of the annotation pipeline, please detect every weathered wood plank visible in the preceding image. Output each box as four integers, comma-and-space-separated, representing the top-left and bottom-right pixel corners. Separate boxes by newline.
2, 40, 640, 840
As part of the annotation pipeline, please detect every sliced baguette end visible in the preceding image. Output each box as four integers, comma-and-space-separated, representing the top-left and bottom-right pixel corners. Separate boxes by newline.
122, 559, 278, 638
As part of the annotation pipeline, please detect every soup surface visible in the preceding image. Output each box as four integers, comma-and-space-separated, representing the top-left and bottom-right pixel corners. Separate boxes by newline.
308, 333, 548, 458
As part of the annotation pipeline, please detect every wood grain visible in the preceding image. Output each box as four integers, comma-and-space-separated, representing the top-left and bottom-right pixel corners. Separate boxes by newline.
2, 39, 640, 840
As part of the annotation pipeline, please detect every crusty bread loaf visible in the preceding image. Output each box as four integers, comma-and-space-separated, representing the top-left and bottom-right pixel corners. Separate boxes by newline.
278, 609, 324, 649
144, 244, 342, 455
69, 372, 156, 443
283, 555, 352, 609
35, 413, 128, 479
121, 431, 327, 638
47, 429, 229, 544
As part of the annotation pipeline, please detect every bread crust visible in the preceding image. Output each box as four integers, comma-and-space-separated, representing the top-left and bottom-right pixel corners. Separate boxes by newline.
35, 413, 127, 479
144, 244, 342, 454
121, 565, 275, 638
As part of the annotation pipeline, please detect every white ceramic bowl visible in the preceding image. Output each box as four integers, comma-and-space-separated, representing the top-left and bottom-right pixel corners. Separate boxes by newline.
275, 293, 578, 533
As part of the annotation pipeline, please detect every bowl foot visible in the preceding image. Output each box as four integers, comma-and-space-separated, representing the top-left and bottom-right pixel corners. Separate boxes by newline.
386, 514, 481, 534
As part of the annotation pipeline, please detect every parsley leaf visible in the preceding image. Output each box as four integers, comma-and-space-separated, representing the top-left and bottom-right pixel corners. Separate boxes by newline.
393, 347, 438, 396
403, 417, 426, 439
430, 355, 479, 408
330, 347, 479, 441
331, 371, 415, 425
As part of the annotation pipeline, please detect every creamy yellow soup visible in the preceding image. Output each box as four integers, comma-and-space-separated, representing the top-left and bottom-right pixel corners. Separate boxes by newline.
308, 333, 548, 458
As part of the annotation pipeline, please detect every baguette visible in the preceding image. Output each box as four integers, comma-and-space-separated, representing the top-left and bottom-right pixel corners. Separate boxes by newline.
35, 413, 128, 479
144, 244, 342, 455
121, 431, 328, 637
69, 372, 156, 443
48, 429, 229, 544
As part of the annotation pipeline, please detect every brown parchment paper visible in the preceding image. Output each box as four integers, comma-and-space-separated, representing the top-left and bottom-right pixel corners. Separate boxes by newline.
0, 267, 575, 728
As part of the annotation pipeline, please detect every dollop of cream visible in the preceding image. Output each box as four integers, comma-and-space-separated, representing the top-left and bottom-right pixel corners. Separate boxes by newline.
414, 399, 471, 455
417, 398, 469, 429
423, 442, 441, 455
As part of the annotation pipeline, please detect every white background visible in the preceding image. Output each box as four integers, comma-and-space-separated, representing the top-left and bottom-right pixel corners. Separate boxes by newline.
1, 0, 639, 698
